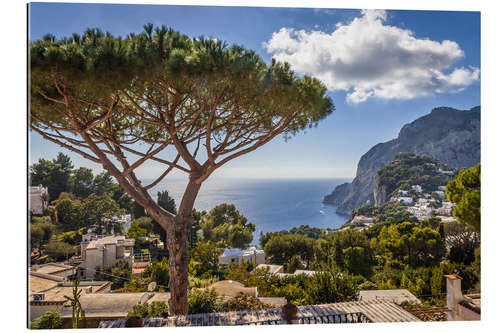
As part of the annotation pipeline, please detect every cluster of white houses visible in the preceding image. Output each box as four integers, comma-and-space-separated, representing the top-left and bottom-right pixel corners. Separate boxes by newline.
393, 185, 456, 222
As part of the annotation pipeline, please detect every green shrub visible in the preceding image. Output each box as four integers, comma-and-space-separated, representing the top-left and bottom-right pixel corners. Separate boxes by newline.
359, 281, 377, 290
188, 288, 220, 314
127, 301, 168, 318
378, 279, 397, 290
44, 241, 75, 261
270, 283, 307, 305
30, 311, 63, 329
304, 266, 359, 304
142, 257, 169, 288
222, 293, 271, 311
189, 276, 219, 289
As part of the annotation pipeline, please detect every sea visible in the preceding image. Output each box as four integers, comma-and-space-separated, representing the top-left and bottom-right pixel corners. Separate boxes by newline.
146, 177, 351, 245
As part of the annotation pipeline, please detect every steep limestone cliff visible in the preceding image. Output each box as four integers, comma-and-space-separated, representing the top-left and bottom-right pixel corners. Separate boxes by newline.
323, 106, 480, 214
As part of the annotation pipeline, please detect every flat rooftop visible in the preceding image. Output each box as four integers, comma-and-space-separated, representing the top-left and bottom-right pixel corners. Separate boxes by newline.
205, 280, 257, 297
359, 289, 421, 305
29, 275, 59, 294
60, 293, 147, 318
37, 281, 111, 301
87, 236, 135, 249
32, 263, 75, 276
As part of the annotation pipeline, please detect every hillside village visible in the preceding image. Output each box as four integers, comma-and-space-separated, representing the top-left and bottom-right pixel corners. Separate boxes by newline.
28, 153, 481, 328
343, 154, 460, 231
346, 183, 457, 232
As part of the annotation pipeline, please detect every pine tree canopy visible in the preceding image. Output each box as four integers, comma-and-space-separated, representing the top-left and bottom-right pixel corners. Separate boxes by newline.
30, 25, 334, 174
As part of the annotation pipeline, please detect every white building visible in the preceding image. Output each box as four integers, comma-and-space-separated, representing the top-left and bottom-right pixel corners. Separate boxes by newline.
439, 168, 455, 175
79, 234, 135, 279
416, 198, 429, 206
411, 185, 423, 193
442, 201, 456, 210
398, 197, 413, 205
436, 201, 456, 216
438, 186, 447, 191
218, 247, 265, 266
435, 190, 446, 198
407, 206, 433, 221
29, 185, 49, 215
113, 214, 132, 231
399, 190, 409, 196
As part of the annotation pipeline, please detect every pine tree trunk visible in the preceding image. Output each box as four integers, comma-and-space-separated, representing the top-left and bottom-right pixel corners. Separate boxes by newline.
166, 218, 191, 315
165, 178, 201, 315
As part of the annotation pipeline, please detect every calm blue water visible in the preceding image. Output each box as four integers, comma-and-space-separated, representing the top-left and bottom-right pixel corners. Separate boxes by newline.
146, 178, 350, 244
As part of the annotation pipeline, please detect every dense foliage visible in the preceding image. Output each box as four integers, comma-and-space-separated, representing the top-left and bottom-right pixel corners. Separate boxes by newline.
30, 311, 63, 329
43, 240, 75, 261
127, 301, 169, 318
94, 260, 132, 290
187, 288, 220, 314
446, 163, 481, 231
200, 204, 255, 249
30, 153, 73, 201
264, 233, 314, 267
142, 257, 170, 288
304, 266, 359, 304
376, 153, 456, 199
373, 222, 445, 268
314, 229, 374, 277
350, 201, 417, 224
30, 154, 133, 211
30, 218, 57, 251
190, 241, 223, 278
221, 292, 271, 311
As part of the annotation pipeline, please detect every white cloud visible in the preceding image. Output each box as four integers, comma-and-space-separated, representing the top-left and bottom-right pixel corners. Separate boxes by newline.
264, 10, 479, 103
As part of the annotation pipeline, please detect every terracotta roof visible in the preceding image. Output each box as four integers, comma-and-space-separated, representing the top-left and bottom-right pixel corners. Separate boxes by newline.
99, 300, 420, 327
132, 268, 147, 275
132, 262, 150, 268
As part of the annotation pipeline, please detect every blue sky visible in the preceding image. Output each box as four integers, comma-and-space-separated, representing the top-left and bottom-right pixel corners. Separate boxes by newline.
28, 3, 480, 180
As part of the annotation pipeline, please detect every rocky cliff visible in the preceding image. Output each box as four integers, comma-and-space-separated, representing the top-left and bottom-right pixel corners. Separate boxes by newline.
323, 106, 480, 214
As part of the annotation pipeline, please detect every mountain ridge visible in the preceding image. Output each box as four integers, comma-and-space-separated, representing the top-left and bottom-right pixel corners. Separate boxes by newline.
323, 105, 480, 214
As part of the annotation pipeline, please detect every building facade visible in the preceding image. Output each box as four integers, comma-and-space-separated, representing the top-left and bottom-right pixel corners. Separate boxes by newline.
79, 234, 135, 279
29, 185, 49, 215
218, 247, 265, 266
